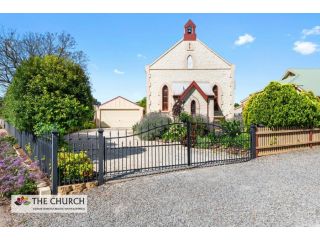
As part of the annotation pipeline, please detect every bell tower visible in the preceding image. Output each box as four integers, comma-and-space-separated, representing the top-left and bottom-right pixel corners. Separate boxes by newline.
184, 19, 196, 41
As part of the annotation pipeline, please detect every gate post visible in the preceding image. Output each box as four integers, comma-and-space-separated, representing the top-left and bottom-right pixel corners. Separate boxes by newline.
250, 124, 257, 159
187, 120, 191, 166
51, 130, 58, 195
98, 129, 104, 185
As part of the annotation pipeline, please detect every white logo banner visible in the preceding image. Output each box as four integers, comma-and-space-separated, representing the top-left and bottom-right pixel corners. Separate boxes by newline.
11, 195, 87, 213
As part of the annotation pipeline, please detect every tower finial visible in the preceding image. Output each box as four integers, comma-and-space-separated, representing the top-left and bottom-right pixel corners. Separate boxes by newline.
184, 19, 196, 41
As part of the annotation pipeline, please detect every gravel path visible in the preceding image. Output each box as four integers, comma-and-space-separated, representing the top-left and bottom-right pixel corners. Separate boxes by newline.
13, 148, 320, 226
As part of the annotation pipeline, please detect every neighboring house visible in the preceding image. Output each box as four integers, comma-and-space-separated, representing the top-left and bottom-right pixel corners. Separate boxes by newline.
95, 96, 144, 128
235, 68, 320, 118
145, 20, 235, 121
280, 68, 320, 96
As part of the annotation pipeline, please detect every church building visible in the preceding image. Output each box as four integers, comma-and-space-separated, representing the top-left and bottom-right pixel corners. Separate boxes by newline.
145, 20, 235, 121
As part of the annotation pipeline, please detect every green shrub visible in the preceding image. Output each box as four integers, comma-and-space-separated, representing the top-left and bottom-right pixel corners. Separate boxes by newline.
179, 112, 192, 123
179, 112, 208, 136
3, 55, 94, 136
220, 120, 242, 137
162, 124, 187, 142
220, 132, 250, 149
133, 112, 172, 140
58, 151, 94, 181
243, 81, 320, 128
83, 121, 96, 129
191, 115, 208, 136
195, 136, 214, 148
11, 178, 37, 195
0, 135, 17, 145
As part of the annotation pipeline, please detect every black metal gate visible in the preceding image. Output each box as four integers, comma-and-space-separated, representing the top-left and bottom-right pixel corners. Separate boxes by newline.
104, 121, 251, 180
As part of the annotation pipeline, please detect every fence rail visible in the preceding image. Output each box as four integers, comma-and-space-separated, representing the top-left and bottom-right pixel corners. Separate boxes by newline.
255, 126, 320, 156
1, 120, 253, 194
3, 121, 53, 178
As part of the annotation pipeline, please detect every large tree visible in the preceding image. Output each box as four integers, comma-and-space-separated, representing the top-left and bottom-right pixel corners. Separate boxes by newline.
3, 55, 94, 135
0, 29, 87, 92
243, 82, 320, 128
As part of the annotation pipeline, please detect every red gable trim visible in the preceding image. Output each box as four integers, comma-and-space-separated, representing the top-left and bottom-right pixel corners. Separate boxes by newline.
179, 81, 208, 102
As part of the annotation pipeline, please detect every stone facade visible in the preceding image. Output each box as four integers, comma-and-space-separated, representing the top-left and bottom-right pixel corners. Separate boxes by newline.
145, 20, 235, 121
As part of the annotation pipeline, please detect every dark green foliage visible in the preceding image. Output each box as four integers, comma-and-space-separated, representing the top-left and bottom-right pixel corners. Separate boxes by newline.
179, 112, 208, 136
220, 133, 250, 149
0, 135, 17, 145
133, 112, 172, 140
179, 112, 192, 123
162, 124, 187, 142
0, 97, 3, 118
3, 55, 94, 136
195, 133, 216, 149
136, 97, 146, 111
243, 82, 320, 128
11, 179, 37, 195
220, 120, 242, 137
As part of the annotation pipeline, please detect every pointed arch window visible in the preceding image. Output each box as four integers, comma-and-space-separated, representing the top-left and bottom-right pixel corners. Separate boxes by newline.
213, 85, 219, 111
191, 100, 196, 115
187, 55, 193, 69
162, 85, 169, 111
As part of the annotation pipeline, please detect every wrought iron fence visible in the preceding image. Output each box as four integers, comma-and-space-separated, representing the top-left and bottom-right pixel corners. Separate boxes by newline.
3, 121, 52, 178
2, 120, 256, 194
102, 121, 253, 180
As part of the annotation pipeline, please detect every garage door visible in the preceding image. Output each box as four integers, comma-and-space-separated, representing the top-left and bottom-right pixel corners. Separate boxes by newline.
100, 109, 141, 128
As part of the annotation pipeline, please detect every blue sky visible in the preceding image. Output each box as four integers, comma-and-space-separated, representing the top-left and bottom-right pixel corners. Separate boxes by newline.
0, 14, 320, 103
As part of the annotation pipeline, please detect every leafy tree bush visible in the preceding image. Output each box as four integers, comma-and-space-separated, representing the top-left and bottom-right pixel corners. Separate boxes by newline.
133, 112, 172, 140
136, 97, 146, 111
3, 55, 94, 136
178, 112, 209, 136
243, 82, 320, 128
179, 112, 192, 123
58, 151, 94, 182
220, 133, 250, 149
195, 133, 216, 149
162, 124, 187, 142
220, 120, 242, 137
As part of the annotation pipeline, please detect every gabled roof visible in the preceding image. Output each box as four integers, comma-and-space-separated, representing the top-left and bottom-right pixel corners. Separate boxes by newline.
197, 39, 232, 66
149, 39, 183, 67
179, 81, 209, 102
280, 68, 320, 96
99, 96, 143, 109
149, 38, 231, 68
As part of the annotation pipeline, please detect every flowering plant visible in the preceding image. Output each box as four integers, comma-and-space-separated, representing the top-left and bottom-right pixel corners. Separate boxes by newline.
0, 135, 42, 197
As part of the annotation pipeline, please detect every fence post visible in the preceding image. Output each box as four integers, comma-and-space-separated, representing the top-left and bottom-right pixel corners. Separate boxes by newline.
250, 124, 257, 159
187, 120, 191, 166
51, 130, 58, 195
309, 129, 313, 148
98, 129, 104, 185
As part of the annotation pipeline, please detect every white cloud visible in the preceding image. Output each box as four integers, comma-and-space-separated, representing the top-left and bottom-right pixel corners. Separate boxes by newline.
137, 53, 147, 59
293, 41, 318, 55
113, 69, 124, 75
302, 26, 320, 38
234, 33, 255, 46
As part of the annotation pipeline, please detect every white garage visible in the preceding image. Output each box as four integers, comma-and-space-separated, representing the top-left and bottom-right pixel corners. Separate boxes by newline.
95, 96, 144, 128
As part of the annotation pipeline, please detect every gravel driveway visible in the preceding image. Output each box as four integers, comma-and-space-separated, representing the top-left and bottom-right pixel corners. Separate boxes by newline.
13, 148, 320, 226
